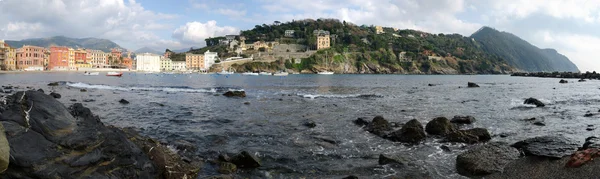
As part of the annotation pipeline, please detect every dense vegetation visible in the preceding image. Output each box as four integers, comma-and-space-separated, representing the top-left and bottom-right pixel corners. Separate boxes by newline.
470, 27, 579, 72
5, 36, 122, 52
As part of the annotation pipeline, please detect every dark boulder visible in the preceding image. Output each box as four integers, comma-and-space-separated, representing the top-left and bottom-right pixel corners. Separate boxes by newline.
468, 82, 480, 88
584, 113, 594, 117
456, 142, 520, 176
533, 121, 546, 126
365, 116, 392, 137
36, 89, 44, 93
231, 151, 261, 168
579, 79, 586, 82
511, 135, 579, 158
445, 128, 491, 144
303, 120, 317, 128
342, 176, 359, 179
353, 117, 370, 126
70, 99, 77, 102
47, 82, 59, 86
387, 119, 426, 144
581, 136, 600, 150
451, 115, 476, 124
217, 162, 237, 174
378, 154, 408, 166
49, 92, 61, 99
83, 99, 95, 102
118, 99, 129, 104
80, 89, 87, 92
425, 117, 456, 136
173, 140, 197, 153
223, 91, 246, 97
428, 84, 436, 86
524, 97, 545, 107
559, 79, 568, 83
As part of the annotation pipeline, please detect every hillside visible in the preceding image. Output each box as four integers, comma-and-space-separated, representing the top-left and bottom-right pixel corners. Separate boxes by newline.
470, 27, 579, 72
135, 47, 161, 54
5, 36, 122, 52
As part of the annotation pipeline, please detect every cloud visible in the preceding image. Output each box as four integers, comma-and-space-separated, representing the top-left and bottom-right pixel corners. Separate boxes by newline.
215, 8, 247, 18
172, 21, 239, 45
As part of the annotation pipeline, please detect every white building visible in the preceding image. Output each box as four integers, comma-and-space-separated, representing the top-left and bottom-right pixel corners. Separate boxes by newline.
160, 57, 172, 71
204, 50, 218, 70
285, 30, 295, 37
172, 61, 186, 71
135, 53, 161, 72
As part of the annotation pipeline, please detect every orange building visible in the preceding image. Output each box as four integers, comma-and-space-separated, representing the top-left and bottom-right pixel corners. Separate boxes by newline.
16, 45, 45, 71
111, 48, 122, 64
49, 46, 70, 70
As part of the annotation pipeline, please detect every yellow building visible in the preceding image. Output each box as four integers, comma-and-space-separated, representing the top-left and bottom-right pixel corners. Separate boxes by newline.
376, 26, 384, 34
5, 47, 16, 70
68, 48, 75, 70
317, 35, 330, 50
185, 53, 204, 70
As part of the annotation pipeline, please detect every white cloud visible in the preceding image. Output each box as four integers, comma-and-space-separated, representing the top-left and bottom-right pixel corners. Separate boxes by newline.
172, 21, 239, 45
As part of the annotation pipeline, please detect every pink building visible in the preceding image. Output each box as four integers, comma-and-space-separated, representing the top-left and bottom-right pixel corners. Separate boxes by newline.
16, 45, 45, 71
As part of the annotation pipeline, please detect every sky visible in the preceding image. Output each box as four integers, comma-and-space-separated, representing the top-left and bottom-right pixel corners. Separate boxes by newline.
1, 0, 600, 71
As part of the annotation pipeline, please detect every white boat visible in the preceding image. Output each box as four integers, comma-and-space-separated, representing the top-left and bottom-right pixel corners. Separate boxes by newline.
273, 72, 289, 76
259, 72, 272, 75
83, 72, 99, 76
217, 70, 234, 75
318, 51, 335, 75
106, 72, 123, 77
242, 72, 259, 76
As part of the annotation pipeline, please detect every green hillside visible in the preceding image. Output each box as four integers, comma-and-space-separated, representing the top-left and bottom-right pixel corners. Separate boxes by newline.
6, 36, 122, 52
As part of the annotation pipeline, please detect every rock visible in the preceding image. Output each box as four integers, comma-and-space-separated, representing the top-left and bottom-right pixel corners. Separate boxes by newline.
425, 117, 456, 136
446, 128, 491, 144
387, 119, 426, 144
303, 120, 317, 128
523, 118, 536, 121
231, 151, 261, 168
587, 127, 595, 131
47, 82, 59, 86
0, 123, 9, 173
579, 79, 586, 82
365, 116, 392, 137
173, 140, 197, 153
524, 97, 545, 107
83, 99, 95, 102
243, 102, 250, 105
378, 154, 408, 166
584, 113, 594, 117
69, 99, 77, 102
451, 115, 476, 124
353, 117, 370, 126
559, 79, 568, 83
533, 121, 546, 126
342, 176, 359, 179
49, 92, 61, 99
511, 135, 579, 158
428, 84, 436, 86
118, 99, 129, 104
218, 154, 231, 162
456, 142, 520, 176
79, 89, 87, 92
223, 91, 246, 98
36, 89, 44, 93
468, 82, 480, 88
2, 86, 12, 90
581, 136, 600, 150
566, 148, 600, 168
441, 145, 451, 152
217, 162, 237, 174
0, 91, 199, 178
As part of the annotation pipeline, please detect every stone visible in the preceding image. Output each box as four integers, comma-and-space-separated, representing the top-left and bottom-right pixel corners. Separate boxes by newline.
303, 120, 317, 128
353, 117, 370, 126
581, 136, 600, 150
36, 89, 44, 93
49, 92, 61, 99
365, 116, 392, 137
378, 154, 408, 166
566, 148, 600, 168
428, 84, 436, 86
0, 123, 9, 173
173, 140, 197, 153
559, 79, 568, 83
218, 154, 231, 162
467, 82, 480, 88
83, 99, 95, 102
533, 121, 546, 126
524, 97, 545, 107
451, 116, 476, 124
584, 113, 594, 117
47, 82, 59, 86
511, 135, 579, 158
342, 176, 359, 179
387, 119, 426, 144
425, 117, 456, 136
456, 142, 520, 176
80, 89, 87, 92
579, 79, 586, 82
231, 151, 261, 168
118, 99, 129, 104
446, 128, 491, 144
217, 162, 237, 174
223, 91, 246, 97
441, 145, 451, 152
243, 102, 250, 105
70, 99, 77, 102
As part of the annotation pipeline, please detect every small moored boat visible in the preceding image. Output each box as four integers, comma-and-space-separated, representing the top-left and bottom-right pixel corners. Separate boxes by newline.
273, 71, 289, 76
106, 72, 123, 77
83, 72, 99, 76
242, 72, 259, 76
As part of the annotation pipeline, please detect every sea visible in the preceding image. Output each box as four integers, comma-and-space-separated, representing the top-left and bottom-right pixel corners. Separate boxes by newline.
1, 72, 598, 179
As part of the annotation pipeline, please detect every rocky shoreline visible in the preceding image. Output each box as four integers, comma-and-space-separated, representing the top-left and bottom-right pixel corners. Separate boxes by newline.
511, 71, 599, 79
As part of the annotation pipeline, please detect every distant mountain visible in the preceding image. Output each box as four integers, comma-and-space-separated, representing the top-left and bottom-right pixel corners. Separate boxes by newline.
134, 47, 162, 54
5, 36, 122, 53
470, 27, 579, 72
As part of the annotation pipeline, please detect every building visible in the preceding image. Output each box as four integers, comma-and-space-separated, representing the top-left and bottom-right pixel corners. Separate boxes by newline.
122, 52, 133, 69
185, 53, 204, 70
74, 49, 90, 69
204, 50, 218, 70
16, 45, 45, 71
4, 46, 16, 70
313, 30, 330, 36
375, 26, 384, 34
87, 50, 109, 68
164, 51, 172, 59
285, 30, 295, 37
317, 34, 331, 50
67, 48, 75, 70
135, 53, 161, 72
49, 46, 70, 70
160, 57, 172, 71
172, 61, 186, 71
0, 41, 5, 69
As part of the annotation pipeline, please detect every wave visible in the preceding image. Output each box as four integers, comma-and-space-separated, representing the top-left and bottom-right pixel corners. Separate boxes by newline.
297, 93, 383, 99
66, 82, 222, 93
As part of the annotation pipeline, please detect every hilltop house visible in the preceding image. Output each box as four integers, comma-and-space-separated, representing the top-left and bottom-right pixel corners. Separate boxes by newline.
285, 30, 295, 37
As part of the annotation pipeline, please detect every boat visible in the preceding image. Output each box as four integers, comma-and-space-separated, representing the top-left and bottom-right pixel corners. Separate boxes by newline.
106, 72, 123, 77
273, 71, 289, 76
318, 51, 335, 75
83, 72, 99, 76
217, 70, 234, 75
242, 72, 259, 76
259, 72, 272, 76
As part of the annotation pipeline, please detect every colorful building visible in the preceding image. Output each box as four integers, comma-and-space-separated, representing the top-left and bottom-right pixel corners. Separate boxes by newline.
110, 48, 122, 66
185, 53, 204, 70
160, 57, 172, 71
49, 46, 70, 70
5, 46, 16, 70
67, 48, 75, 70
87, 49, 109, 68
317, 34, 331, 50
74, 49, 90, 69
16, 45, 45, 71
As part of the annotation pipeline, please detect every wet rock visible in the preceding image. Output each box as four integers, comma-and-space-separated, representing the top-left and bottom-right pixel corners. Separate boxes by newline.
47, 82, 59, 86
387, 119, 426, 144
231, 151, 261, 168
353, 117, 370, 126
118, 99, 129, 104
579, 79, 586, 82
69, 99, 77, 102
451, 115, 476, 124
456, 142, 520, 176
584, 113, 594, 117
566, 148, 600, 168
173, 140, 197, 153
243, 101, 250, 105
36, 89, 44, 93
223, 91, 246, 98
446, 128, 491, 144
511, 135, 579, 158
441, 145, 451, 152
533, 121, 546, 126
2, 86, 12, 90
468, 82, 480, 88
0, 123, 9, 173
428, 84, 436, 86
342, 176, 359, 179
217, 162, 237, 174
587, 127, 595, 131
581, 136, 600, 150
49, 92, 61, 99
524, 97, 545, 107
365, 116, 392, 137
425, 117, 456, 136
559, 79, 568, 83
83, 99, 95, 102
218, 154, 231, 162
303, 120, 317, 128
80, 89, 87, 92
378, 154, 407, 166
523, 118, 537, 121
